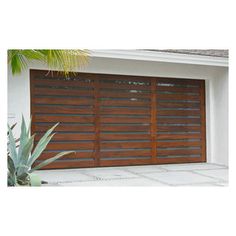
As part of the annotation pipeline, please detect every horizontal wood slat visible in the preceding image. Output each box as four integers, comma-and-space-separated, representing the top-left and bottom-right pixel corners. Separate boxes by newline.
156, 86, 200, 93
157, 94, 200, 101
100, 134, 151, 140
157, 149, 201, 155
101, 150, 151, 158
101, 141, 151, 149
34, 124, 95, 132
39, 151, 95, 160
100, 117, 150, 124
158, 118, 201, 124
157, 102, 200, 109
33, 79, 94, 88
157, 133, 201, 140
35, 133, 96, 141
158, 141, 201, 148
157, 78, 201, 86
33, 106, 95, 114
30, 70, 206, 169
45, 142, 95, 150
34, 87, 94, 97
157, 125, 201, 132
37, 161, 96, 169
100, 125, 150, 132
100, 91, 150, 99
99, 82, 150, 90
34, 115, 95, 123
34, 97, 94, 106
96, 74, 152, 82
158, 110, 200, 116
100, 100, 150, 107
100, 108, 150, 115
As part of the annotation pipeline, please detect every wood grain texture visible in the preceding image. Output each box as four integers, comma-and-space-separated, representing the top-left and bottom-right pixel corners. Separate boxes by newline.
34, 124, 95, 132
34, 97, 94, 106
33, 106, 95, 114
200, 80, 207, 162
30, 70, 206, 169
151, 78, 157, 162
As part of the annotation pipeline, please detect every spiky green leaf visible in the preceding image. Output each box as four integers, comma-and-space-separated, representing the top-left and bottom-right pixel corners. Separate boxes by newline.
17, 134, 35, 177
7, 124, 18, 166
30, 151, 74, 172
17, 115, 28, 163
27, 123, 58, 166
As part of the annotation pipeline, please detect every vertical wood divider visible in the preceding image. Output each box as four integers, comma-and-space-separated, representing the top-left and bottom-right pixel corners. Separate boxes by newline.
30, 70, 36, 138
151, 78, 157, 162
94, 77, 101, 166
200, 80, 206, 162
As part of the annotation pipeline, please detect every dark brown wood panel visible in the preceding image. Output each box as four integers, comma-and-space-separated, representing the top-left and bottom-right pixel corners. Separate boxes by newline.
100, 141, 151, 149
157, 77, 202, 85
35, 133, 96, 141
156, 86, 200, 93
33, 106, 95, 115
34, 115, 95, 123
100, 117, 150, 124
158, 118, 201, 124
100, 100, 150, 107
39, 151, 95, 160
100, 125, 150, 132
157, 149, 201, 156
156, 78, 205, 161
99, 82, 150, 90
100, 91, 150, 99
157, 125, 201, 132
30, 70, 206, 169
34, 97, 94, 106
34, 124, 95, 132
101, 150, 151, 158
33, 79, 94, 88
157, 94, 200, 101
157, 141, 201, 148
157, 102, 200, 109
157, 133, 201, 140
158, 110, 200, 116
45, 142, 95, 150
100, 108, 150, 115
100, 134, 151, 141
34, 87, 94, 97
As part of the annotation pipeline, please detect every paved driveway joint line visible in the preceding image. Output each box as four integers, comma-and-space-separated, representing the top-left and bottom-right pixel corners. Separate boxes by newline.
36, 163, 228, 186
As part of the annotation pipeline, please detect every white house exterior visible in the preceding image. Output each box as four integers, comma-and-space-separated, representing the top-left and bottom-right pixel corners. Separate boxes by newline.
8, 50, 228, 167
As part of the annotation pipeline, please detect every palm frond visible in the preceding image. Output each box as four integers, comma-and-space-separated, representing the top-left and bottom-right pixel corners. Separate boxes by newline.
8, 49, 90, 76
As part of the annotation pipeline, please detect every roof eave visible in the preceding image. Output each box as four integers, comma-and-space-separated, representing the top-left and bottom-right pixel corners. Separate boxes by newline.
90, 50, 228, 67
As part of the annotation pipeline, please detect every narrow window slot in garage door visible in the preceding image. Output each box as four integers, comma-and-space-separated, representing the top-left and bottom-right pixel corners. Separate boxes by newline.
30, 70, 206, 169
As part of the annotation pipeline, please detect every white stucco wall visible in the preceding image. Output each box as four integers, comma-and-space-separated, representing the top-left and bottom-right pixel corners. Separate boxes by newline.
8, 57, 228, 166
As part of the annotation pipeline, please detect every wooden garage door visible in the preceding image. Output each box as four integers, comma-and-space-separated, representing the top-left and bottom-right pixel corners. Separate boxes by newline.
30, 69, 206, 169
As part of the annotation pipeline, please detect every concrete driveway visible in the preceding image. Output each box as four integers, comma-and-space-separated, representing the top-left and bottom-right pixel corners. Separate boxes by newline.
36, 163, 228, 186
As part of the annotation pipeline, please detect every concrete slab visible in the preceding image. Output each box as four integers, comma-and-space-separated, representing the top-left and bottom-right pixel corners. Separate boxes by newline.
36, 170, 95, 183
160, 163, 226, 171
36, 163, 229, 186
81, 169, 138, 180
141, 171, 219, 186
193, 169, 228, 182
121, 165, 166, 174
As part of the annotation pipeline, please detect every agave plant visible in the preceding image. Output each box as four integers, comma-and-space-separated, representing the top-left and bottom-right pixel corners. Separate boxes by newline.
8, 116, 74, 186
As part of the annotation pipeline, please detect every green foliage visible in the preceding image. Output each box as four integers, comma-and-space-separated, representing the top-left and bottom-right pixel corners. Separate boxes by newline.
7, 116, 74, 186
8, 49, 89, 76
